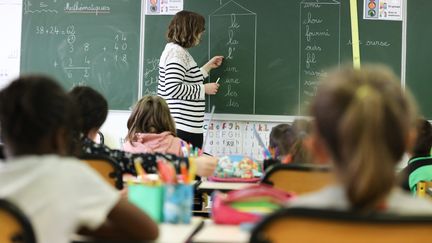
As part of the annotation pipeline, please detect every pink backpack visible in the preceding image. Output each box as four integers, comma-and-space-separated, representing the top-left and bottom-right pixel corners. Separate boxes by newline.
211, 184, 295, 225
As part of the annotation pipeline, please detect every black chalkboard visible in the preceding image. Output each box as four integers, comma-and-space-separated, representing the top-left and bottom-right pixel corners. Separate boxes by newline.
20, 0, 141, 110
143, 0, 402, 116
406, 0, 432, 119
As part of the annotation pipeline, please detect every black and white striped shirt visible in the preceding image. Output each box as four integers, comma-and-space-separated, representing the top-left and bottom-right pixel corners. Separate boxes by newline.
157, 43, 207, 134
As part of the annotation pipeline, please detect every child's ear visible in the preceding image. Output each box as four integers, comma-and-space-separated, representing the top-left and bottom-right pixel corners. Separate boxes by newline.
304, 133, 330, 164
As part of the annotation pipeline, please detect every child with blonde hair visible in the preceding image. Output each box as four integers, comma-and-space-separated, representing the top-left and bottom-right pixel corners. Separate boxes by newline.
124, 95, 185, 156
71, 87, 216, 177
289, 65, 432, 214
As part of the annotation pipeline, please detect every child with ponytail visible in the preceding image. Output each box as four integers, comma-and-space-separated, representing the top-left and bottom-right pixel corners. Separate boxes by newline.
289, 65, 432, 214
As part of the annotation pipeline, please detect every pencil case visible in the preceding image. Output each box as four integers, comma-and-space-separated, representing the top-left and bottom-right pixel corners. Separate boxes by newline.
128, 183, 194, 224
208, 155, 263, 183
163, 184, 194, 224
211, 184, 294, 225
128, 184, 164, 223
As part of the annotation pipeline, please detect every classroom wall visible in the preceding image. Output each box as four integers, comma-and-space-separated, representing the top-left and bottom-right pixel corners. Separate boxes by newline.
100, 111, 130, 149
0, 0, 21, 87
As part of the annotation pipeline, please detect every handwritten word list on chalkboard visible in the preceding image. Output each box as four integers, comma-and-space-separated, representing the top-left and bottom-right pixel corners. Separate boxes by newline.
299, 1, 340, 111
208, 1, 256, 114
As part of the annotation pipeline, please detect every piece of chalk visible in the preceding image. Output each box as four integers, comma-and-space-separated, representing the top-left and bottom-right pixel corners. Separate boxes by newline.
216, 77, 220, 83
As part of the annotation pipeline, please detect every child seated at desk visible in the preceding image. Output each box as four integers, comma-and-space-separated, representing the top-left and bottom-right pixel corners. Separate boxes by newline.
400, 118, 432, 194
70, 86, 216, 177
288, 65, 432, 214
0, 76, 158, 243
265, 120, 311, 170
124, 95, 185, 156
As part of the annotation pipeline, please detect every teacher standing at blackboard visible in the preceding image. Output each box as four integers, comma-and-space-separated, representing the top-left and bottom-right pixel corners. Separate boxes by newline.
158, 10, 223, 148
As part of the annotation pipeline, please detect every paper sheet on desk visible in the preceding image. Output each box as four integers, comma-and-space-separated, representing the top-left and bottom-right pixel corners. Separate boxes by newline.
156, 217, 204, 243
192, 219, 249, 243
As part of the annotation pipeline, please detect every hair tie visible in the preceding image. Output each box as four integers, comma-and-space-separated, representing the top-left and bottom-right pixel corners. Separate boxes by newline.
355, 85, 373, 100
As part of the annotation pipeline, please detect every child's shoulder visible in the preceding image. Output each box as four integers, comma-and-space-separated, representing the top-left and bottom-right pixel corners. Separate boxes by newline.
287, 184, 349, 210
21, 155, 110, 183
8, 154, 81, 169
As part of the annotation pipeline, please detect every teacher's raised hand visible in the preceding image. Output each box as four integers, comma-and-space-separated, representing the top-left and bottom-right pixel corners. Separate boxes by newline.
202, 55, 224, 73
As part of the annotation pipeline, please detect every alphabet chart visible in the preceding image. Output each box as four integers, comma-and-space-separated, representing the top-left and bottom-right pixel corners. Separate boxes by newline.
203, 120, 279, 161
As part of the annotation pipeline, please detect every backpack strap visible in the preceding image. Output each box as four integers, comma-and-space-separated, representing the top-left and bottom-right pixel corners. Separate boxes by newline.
405, 156, 432, 175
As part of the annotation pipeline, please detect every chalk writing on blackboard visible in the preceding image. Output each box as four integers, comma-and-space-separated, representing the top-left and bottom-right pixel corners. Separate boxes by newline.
143, 57, 159, 96
298, 0, 340, 113
24, 0, 58, 14
347, 39, 391, 47
21, 0, 140, 110
208, 0, 257, 114
64, 2, 111, 15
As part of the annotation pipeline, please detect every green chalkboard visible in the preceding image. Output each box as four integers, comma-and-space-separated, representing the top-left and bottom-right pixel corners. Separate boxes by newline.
20, 0, 141, 110
143, 0, 402, 116
406, 0, 432, 119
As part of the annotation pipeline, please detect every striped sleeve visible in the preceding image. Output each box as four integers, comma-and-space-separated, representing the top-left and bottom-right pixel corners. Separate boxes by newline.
200, 67, 209, 78
160, 58, 204, 101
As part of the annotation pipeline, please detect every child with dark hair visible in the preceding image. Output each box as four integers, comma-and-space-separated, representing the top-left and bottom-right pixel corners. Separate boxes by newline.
288, 65, 432, 214
265, 120, 311, 170
269, 120, 311, 164
70, 86, 217, 177
0, 76, 158, 243
268, 124, 295, 163
400, 118, 432, 194
69, 85, 108, 142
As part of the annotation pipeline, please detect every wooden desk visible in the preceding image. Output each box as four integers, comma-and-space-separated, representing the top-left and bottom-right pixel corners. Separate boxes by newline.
157, 217, 204, 243
192, 220, 250, 243
197, 181, 255, 193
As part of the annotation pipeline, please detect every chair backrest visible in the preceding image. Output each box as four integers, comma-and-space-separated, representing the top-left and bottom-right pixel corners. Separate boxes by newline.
250, 207, 432, 243
0, 199, 36, 243
80, 154, 123, 190
261, 164, 334, 194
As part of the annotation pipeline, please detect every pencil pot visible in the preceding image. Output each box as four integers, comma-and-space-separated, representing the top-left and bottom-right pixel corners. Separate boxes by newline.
128, 184, 164, 223
163, 184, 194, 224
